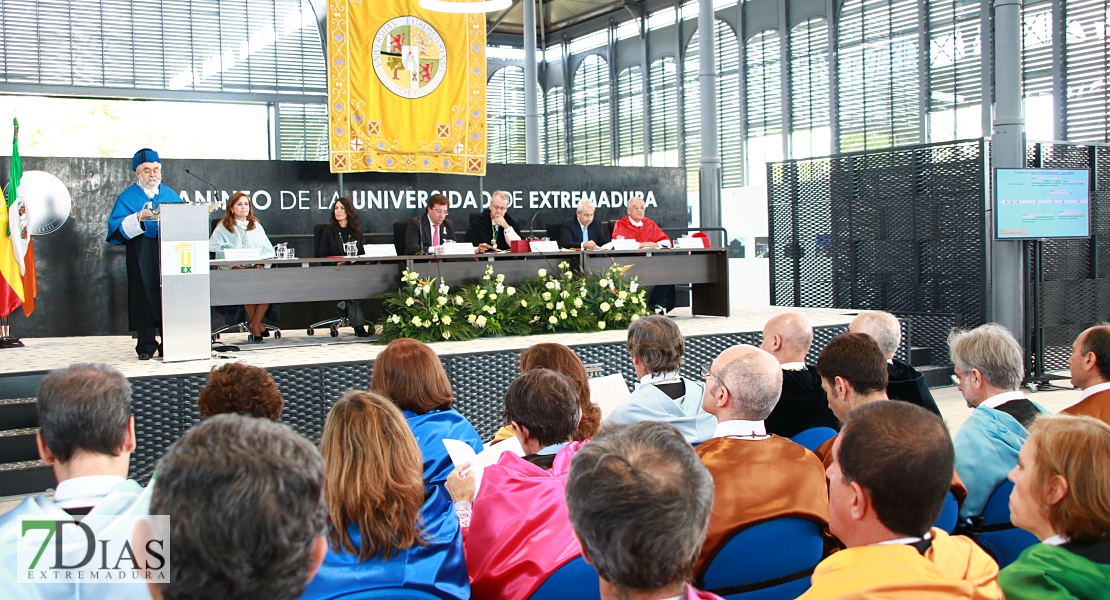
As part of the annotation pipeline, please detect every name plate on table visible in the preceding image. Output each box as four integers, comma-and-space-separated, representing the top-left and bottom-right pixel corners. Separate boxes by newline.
362, 244, 398, 257
222, 248, 261, 261
675, 236, 707, 249
528, 240, 560, 253
440, 243, 476, 256
610, 239, 641, 251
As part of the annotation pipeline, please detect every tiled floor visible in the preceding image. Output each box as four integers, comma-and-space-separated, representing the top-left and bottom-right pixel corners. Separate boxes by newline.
0, 305, 864, 378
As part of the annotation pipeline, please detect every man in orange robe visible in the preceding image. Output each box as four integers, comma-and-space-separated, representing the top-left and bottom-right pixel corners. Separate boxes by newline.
798, 401, 1003, 600
1062, 325, 1110, 424
694, 344, 829, 577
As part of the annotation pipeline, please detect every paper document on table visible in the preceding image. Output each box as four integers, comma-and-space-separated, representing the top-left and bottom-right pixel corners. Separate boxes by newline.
443, 436, 525, 495
589, 373, 632, 419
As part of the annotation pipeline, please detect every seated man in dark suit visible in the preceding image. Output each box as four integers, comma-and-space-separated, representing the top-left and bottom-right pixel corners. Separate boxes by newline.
404, 193, 455, 255
761, 312, 839, 437
558, 198, 610, 249
466, 190, 521, 252
850, 311, 941, 415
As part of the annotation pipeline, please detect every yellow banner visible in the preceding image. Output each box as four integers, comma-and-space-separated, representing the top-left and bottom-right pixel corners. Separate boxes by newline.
328, 0, 486, 175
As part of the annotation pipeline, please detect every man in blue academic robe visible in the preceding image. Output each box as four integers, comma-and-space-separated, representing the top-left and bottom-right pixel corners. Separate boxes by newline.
105, 148, 183, 359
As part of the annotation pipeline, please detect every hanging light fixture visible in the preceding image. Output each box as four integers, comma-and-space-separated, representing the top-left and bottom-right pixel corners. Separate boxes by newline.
419, 0, 513, 13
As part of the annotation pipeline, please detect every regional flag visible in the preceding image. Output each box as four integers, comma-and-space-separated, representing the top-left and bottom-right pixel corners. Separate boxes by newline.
0, 118, 34, 317
327, 0, 487, 175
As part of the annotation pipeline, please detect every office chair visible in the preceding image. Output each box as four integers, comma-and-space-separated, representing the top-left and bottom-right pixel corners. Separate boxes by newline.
700, 517, 824, 599
209, 218, 281, 346
307, 223, 364, 337
973, 480, 1038, 567
529, 556, 600, 600
789, 427, 837, 453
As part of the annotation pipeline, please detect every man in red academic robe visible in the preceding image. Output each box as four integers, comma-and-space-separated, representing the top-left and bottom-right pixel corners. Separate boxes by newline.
610, 196, 675, 313
1063, 325, 1110, 425
695, 344, 830, 577
567, 421, 725, 600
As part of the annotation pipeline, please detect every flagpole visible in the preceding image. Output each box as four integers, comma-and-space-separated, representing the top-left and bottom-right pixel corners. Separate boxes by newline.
0, 315, 24, 348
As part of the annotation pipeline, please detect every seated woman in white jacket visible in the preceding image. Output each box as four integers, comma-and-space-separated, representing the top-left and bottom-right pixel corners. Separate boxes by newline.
210, 191, 275, 340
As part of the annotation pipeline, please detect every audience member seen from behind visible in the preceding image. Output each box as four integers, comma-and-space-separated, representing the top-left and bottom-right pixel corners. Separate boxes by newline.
849, 311, 941, 414
0, 363, 151, 599
761, 311, 839, 437
950, 323, 1047, 520
810, 332, 890, 467
148, 414, 327, 600
998, 414, 1110, 599
492, 342, 601, 444
558, 197, 610, 250
317, 196, 369, 337
566, 421, 723, 600
694, 344, 829, 576
445, 369, 584, 599
798, 402, 1003, 600
404, 193, 454, 255
1062, 324, 1110, 424
301, 391, 469, 600
197, 362, 283, 421
209, 190, 276, 340
370, 338, 482, 489
603, 315, 717, 444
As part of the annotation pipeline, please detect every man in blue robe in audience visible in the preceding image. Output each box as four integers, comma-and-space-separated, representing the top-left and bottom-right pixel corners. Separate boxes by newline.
105, 148, 183, 360
603, 315, 717, 444
949, 323, 1048, 520
0, 363, 151, 600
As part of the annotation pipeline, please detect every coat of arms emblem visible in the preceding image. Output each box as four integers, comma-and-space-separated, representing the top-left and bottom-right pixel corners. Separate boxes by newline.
372, 16, 447, 99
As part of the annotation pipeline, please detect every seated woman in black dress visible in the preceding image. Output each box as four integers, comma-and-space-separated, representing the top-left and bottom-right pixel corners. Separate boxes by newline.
318, 197, 368, 336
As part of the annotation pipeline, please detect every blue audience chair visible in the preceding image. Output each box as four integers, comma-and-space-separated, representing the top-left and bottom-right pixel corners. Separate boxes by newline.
530, 555, 602, 600
333, 589, 445, 599
974, 480, 1038, 567
700, 517, 825, 600
934, 491, 959, 533
790, 427, 837, 452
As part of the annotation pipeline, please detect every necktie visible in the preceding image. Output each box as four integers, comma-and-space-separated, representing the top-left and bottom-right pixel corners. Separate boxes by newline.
582, 225, 589, 243
432, 224, 440, 246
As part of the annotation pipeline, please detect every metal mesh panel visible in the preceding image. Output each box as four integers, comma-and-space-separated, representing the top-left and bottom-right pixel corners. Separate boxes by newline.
1025, 142, 1110, 374
893, 312, 960, 366
129, 375, 204, 485
442, 352, 523, 440
769, 140, 987, 345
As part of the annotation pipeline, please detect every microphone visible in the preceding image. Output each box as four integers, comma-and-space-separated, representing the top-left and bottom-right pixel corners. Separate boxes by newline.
184, 168, 218, 204
528, 210, 541, 240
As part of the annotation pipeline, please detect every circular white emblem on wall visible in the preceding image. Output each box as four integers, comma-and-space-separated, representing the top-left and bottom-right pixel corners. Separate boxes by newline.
372, 16, 447, 100
5, 171, 71, 236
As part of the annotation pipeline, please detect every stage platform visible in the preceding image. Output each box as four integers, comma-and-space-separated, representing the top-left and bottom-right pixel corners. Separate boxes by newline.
0, 306, 885, 496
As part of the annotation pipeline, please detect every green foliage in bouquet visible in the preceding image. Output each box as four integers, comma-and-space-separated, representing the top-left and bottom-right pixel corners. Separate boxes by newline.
379, 270, 477, 343
518, 261, 597, 333
581, 261, 651, 331
457, 265, 532, 336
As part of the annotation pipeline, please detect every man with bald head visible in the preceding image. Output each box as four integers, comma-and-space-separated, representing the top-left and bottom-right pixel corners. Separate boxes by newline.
849, 311, 940, 415
1062, 324, 1110, 424
761, 312, 839, 437
694, 344, 829, 578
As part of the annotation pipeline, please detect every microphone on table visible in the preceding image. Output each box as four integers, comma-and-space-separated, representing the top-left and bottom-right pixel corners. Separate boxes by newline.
528, 210, 541, 240
184, 169, 218, 204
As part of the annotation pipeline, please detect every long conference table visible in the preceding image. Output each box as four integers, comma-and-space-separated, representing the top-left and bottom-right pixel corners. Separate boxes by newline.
210, 247, 730, 317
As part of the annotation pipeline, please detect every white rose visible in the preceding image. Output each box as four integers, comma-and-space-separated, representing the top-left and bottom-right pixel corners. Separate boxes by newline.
412, 316, 422, 326
571, 309, 578, 317
467, 314, 477, 324
545, 281, 555, 290
489, 294, 497, 300
495, 284, 504, 294
507, 287, 516, 296
598, 321, 607, 330
455, 295, 464, 305
437, 296, 448, 306
442, 315, 452, 325
598, 278, 609, 287
497, 274, 505, 282
476, 315, 487, 327
520, 300, 528, 307
542, 292, 552, 301
548, 315, 558, 324
443, 331, 451, 339
556, 301, 565, 310
432, 313, 439, 323
537, 269, 547, 278
615, 299, 625, 308
619, 290, 628, 299
546, 302, 554, 309
486, 306, 496, 314
405, 297, 415, 307
560, 290, 570, 299
600, 302, 611, 313
580, 288, 588, 297
423, 321, 431, 328
560, 311, 568, 320
391, 314, 401, 324
574, 298, 583, 308
553, 281, 561, 290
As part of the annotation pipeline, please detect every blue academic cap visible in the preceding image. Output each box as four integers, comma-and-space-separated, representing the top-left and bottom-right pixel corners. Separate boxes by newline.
132, 148, 160, 170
